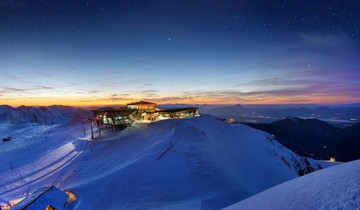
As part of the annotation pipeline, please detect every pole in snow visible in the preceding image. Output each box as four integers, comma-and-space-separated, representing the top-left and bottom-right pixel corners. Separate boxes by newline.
90, 121, 94, 140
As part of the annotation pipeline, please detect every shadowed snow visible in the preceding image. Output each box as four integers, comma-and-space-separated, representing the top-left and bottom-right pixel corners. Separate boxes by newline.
224, 159, 360, 210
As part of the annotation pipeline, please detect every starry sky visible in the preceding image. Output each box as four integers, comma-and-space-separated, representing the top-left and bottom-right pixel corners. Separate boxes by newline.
0, 0, 359, 106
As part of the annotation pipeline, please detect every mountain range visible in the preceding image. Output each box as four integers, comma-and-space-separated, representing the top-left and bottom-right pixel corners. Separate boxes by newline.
245, 117, 360, 161
201, 104, 360, 126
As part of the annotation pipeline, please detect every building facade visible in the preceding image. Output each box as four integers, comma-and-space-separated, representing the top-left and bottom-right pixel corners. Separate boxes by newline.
92, 101, 199, 130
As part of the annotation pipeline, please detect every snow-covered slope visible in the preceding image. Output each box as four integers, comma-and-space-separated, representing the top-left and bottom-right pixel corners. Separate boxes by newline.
0, 105, 14, 122
0, 106, 93, 153
224, 159, 360, 210
3, 105, 92, 125
0, 105, 14, 114
1, 114, 330, 210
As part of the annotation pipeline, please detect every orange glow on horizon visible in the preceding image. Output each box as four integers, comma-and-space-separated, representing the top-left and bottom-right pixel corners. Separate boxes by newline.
1, 94, 358, 107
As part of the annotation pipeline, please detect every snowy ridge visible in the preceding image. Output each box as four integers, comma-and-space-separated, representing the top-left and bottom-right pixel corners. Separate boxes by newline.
0, 105, 14, 122
3, 105, 93, 125
284, 116, 299, 123
1, 115, 331, 209
224, 159, 360, 210
0, 105, 14, 114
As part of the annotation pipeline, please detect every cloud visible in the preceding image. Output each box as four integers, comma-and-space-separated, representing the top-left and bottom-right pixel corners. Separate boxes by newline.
118, 93, 131, 96
22, 82, 359, 106
159, 80, 360, 104
99, 94, 136, 102
143, 83, 155, 87
36, 72, 53, 77
99, 79, 153, 89
236, 77, 313, 88
150, 96, 184, 102
141, 89, 158, 93
33, 85, 54, 90
88, 90, 101, 94
3, 87, 28, 92
0, 85, 56, 95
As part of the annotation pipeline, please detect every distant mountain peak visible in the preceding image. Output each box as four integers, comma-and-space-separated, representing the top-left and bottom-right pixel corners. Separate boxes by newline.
232, 104, 242, 108
284, 116, 299, 123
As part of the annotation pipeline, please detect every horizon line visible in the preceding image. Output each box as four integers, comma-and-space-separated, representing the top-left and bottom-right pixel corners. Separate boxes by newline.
2, 102, 360, 109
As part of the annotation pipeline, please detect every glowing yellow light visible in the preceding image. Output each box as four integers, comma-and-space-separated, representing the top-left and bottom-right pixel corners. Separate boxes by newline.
0, 197, 25, 210
63, 190, 77, 203
329, 157, 336, 162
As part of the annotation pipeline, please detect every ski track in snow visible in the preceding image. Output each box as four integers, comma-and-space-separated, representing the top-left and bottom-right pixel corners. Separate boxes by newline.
0, 122, 86, 203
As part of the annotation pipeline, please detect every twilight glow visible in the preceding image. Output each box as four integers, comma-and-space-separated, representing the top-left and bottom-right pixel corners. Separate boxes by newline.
0, 1, 359, 106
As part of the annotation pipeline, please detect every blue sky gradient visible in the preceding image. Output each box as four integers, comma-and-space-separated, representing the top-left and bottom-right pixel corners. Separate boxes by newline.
0, 1, 359, 106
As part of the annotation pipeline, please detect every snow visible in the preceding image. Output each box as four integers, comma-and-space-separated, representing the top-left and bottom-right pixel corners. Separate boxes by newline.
5, 105, 92, 125
0, 108, 334, 209
0, 105, 14, 123
224, 159, 360, 210
0, 122, 58, 153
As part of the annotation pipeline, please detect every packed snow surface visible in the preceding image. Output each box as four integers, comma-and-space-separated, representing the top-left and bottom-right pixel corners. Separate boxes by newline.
224, 159, 360, 210
0, 109, 330, 210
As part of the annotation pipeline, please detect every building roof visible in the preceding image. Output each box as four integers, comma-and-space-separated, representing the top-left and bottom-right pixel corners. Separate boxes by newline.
12, 185, 68, 210
157, 107, 198, 113
127, 101, 156, 105
92, 109, 135, 117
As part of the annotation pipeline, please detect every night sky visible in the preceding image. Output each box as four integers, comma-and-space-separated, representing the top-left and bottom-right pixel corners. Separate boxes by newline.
1, 0, 359, 106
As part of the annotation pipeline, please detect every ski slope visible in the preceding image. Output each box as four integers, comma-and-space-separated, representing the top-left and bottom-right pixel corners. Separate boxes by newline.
0, 108, 333, 209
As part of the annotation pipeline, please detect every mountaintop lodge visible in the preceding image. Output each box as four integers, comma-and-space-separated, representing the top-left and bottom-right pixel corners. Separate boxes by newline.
91, 101, 199, 128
